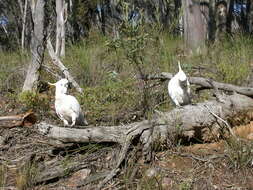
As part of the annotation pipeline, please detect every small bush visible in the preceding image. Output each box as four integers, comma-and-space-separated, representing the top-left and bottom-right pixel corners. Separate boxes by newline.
212, 35, 252, 85
18, 91, 50, 112
0, 51, 28, 93
78, 78, 141, 125
225, 137, 253, 169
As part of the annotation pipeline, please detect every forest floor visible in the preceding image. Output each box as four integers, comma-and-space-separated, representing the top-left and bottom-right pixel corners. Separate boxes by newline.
1, 94, 253, 190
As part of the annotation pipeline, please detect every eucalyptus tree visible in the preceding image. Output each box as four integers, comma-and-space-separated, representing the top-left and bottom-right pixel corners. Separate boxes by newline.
22, 0, 49, 92
182, 0, 206, 52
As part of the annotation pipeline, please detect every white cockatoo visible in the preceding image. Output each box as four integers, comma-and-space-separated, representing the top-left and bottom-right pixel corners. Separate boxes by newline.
49, 79, 88, 127
168, 62, 191, 107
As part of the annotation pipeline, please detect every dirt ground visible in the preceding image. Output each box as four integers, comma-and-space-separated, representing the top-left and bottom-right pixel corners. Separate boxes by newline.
1, 95, 253, 190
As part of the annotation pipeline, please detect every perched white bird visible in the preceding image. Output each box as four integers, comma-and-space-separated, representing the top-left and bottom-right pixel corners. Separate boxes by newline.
168, 62, 191, 107
49, 79, 88, 127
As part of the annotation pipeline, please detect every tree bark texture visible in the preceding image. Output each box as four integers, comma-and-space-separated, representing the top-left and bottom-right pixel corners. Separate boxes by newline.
247, 0, 253, 33
18, 0, 28, 50
182, 0, 206, 52
55, 0, 66, 57
22, 0, 46, 92
215, 1, 227, 40
36, 93, 253, 160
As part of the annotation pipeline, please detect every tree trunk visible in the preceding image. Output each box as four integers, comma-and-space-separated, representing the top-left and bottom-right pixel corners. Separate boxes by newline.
182, 0, 206, 53
22, 0, 46, 92
246, 0, 253, 33
174, 0, 182, 35
55, 0, 66, 58
226, 0, 234, 34
18, 0, 28, 50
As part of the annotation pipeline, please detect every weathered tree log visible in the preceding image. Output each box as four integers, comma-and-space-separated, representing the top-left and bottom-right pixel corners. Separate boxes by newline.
144, 72, 253, 97
35, 160, 88, 184
0, 111, 36, 128
35, 93, 253, 188
36, 93, 253, 148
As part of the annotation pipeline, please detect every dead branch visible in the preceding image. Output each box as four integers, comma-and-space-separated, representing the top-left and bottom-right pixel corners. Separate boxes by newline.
47, 39, 83, 93
144, 72, 253, 97
35, 160, 89, 184
36, 122, 126, 144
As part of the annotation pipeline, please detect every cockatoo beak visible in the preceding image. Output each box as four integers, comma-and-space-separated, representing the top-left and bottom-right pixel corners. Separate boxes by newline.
48, 82, 56, 87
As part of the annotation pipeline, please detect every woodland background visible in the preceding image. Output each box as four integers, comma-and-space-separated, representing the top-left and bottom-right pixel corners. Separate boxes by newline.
1, 0, 253, 189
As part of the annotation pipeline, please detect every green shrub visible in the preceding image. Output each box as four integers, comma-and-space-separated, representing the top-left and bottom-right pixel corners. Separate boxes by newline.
0, 51, 29, 92
225, 137, 253, 169
212, 35, 252, 85
78, 78, 141, 125
18, 91, 50, 112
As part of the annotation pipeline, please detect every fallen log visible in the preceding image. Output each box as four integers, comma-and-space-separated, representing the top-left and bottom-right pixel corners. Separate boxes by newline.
36, 93, 253, 152
35, 93, 253, 188
0, 111, 37, 128
144, 72, 253, 97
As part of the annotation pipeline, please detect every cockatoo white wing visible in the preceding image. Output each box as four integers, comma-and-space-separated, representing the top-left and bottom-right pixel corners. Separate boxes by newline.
65, 95, 88, 126
168, 64, 191, 107
50, 78, 88, 126
168, 76, 183, 106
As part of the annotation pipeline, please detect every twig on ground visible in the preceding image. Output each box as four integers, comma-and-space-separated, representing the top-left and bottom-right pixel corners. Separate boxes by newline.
204, 105, 236, 138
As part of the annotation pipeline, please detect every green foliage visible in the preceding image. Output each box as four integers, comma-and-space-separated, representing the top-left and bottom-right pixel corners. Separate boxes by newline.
213, 35, 252, 85
78, 78, 141, 125
64, 31, 122, 87
106, 2, 150, 76
225, 137, 253, 169
179, 180, 193, 190
18, 91, 50, 112
0, 51, 29, 92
